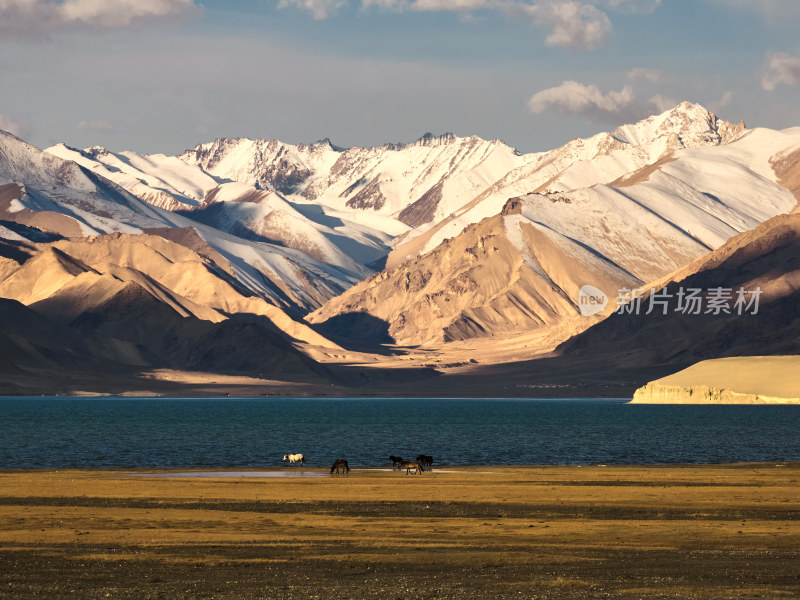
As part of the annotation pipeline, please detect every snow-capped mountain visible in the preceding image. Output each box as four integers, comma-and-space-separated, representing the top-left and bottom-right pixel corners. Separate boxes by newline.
0, 234, 333, 385
309, 109, 800, 345
0, 131, 369, 314
388, 102, 749, 267
180, 133, 527, 231
46, 143, 218, 211
57, 102, 750, 278
558, 208, 800, 370
45, 141, 398, 273
5, 101, 799, 348
307, 196, 642, 345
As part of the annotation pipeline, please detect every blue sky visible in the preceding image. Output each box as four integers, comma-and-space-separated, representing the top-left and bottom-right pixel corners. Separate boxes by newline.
0, 0, 799, 154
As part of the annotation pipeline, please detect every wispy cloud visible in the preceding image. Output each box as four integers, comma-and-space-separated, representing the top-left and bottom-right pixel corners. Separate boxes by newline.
528, 79, 688, 123
282, 0, 615, 50
77, 120, 114, 132
0, 112, 29, 138
520, 1, 611, 50
528, 80, 635, 116
627, 67, 662, 83
277, 0, 347, 20
0, 0, 201, 38
762, 52, 800, 91
711, 90, 733, 110
648, 93, 677, 113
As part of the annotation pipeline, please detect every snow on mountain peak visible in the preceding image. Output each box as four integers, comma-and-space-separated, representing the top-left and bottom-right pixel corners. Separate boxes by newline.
611, 101, 745, 150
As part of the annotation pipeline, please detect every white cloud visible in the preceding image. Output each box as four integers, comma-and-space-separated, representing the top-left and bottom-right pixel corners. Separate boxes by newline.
627, 67, 662, 83
0, 112, 28, 138
528, 80, 687, 122
762, 52, 800, 91
287, 0, 612, 50
278, 0, 348, 19
528, 80, 634, 114
716, 90, 733, 107
525, 1, 612, 50
648, 93, 677, 113
0, 0, 200, 36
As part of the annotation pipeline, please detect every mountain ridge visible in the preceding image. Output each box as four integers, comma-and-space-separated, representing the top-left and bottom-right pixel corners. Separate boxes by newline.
2, 102, 799, 397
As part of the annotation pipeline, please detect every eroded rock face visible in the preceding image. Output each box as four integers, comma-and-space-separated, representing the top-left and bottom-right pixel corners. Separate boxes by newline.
345, 178, 387, 211
181, 132, 524, 222
399, 182, 445, 227
771, 143, 800, 207
21, 103, 792, 350
183, 138, 315, 194
308, 205, 641, 345
631, 383, 800, 404
558, 212, 800, 373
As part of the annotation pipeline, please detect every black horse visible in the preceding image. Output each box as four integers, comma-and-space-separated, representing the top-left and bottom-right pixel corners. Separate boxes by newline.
389, 455, 404, 469
331, 459, 350, 474
416, 455, 433, 467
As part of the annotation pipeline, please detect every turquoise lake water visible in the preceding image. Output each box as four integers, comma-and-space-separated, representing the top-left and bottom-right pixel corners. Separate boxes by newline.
2, 397, 799, 468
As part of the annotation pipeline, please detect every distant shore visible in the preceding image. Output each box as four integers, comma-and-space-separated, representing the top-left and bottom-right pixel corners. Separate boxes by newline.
2, 464, 799, 599
632, 356, 800, 404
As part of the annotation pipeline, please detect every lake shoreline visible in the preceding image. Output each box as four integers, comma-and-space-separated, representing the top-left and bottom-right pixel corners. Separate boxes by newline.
5, 397, 800, 468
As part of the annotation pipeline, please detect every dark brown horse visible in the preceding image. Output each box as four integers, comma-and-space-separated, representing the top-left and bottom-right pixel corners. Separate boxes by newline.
389, 455, 403, 469
331, 459, 350, 474
416, 455, 433, 467
399, 461, 424, 475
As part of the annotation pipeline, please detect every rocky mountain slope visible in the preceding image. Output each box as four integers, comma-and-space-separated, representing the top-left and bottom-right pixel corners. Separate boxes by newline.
0, 233, 334, 388
387, 102, 748, 266
179, 133, 526, 229
1, 131, 370, 314
2, 102, 799, 380
558, 208, 800, 367
307, 197, 640, 345
46, 143, 395, 273
309, 116, 800, 345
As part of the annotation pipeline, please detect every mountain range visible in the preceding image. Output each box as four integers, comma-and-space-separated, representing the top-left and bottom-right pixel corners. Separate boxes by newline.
1, 101, 799, 396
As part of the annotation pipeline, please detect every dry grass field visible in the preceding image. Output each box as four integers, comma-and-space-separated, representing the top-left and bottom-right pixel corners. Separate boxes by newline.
1, 465, 799, 599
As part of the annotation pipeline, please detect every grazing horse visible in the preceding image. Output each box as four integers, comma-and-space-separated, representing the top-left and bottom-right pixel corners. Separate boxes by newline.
331, 459, 350, 474
389, 456, 404, 469
399, 461, 424, 475
416, 455, 433, 467
283, 453, 304, 466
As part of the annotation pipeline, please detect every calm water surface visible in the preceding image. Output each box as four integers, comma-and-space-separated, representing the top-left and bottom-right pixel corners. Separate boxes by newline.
2, 397, 800, 468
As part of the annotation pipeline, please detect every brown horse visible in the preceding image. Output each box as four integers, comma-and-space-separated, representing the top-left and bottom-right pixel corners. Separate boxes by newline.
331, 459, 350, 474
399, 461, 424, 475
416, 455, 433, 467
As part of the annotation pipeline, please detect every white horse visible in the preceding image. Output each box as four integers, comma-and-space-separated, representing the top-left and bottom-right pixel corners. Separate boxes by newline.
283, 453, 305, 465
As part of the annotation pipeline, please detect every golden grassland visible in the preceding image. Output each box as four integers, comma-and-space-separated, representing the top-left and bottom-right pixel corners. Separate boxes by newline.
1, 465, 799, 599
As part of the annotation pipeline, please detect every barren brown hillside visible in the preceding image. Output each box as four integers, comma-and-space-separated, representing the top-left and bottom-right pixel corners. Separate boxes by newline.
308, 200, 639, 346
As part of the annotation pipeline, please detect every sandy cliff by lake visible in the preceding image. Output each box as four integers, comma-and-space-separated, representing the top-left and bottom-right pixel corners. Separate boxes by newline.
631, 356, 800, 404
